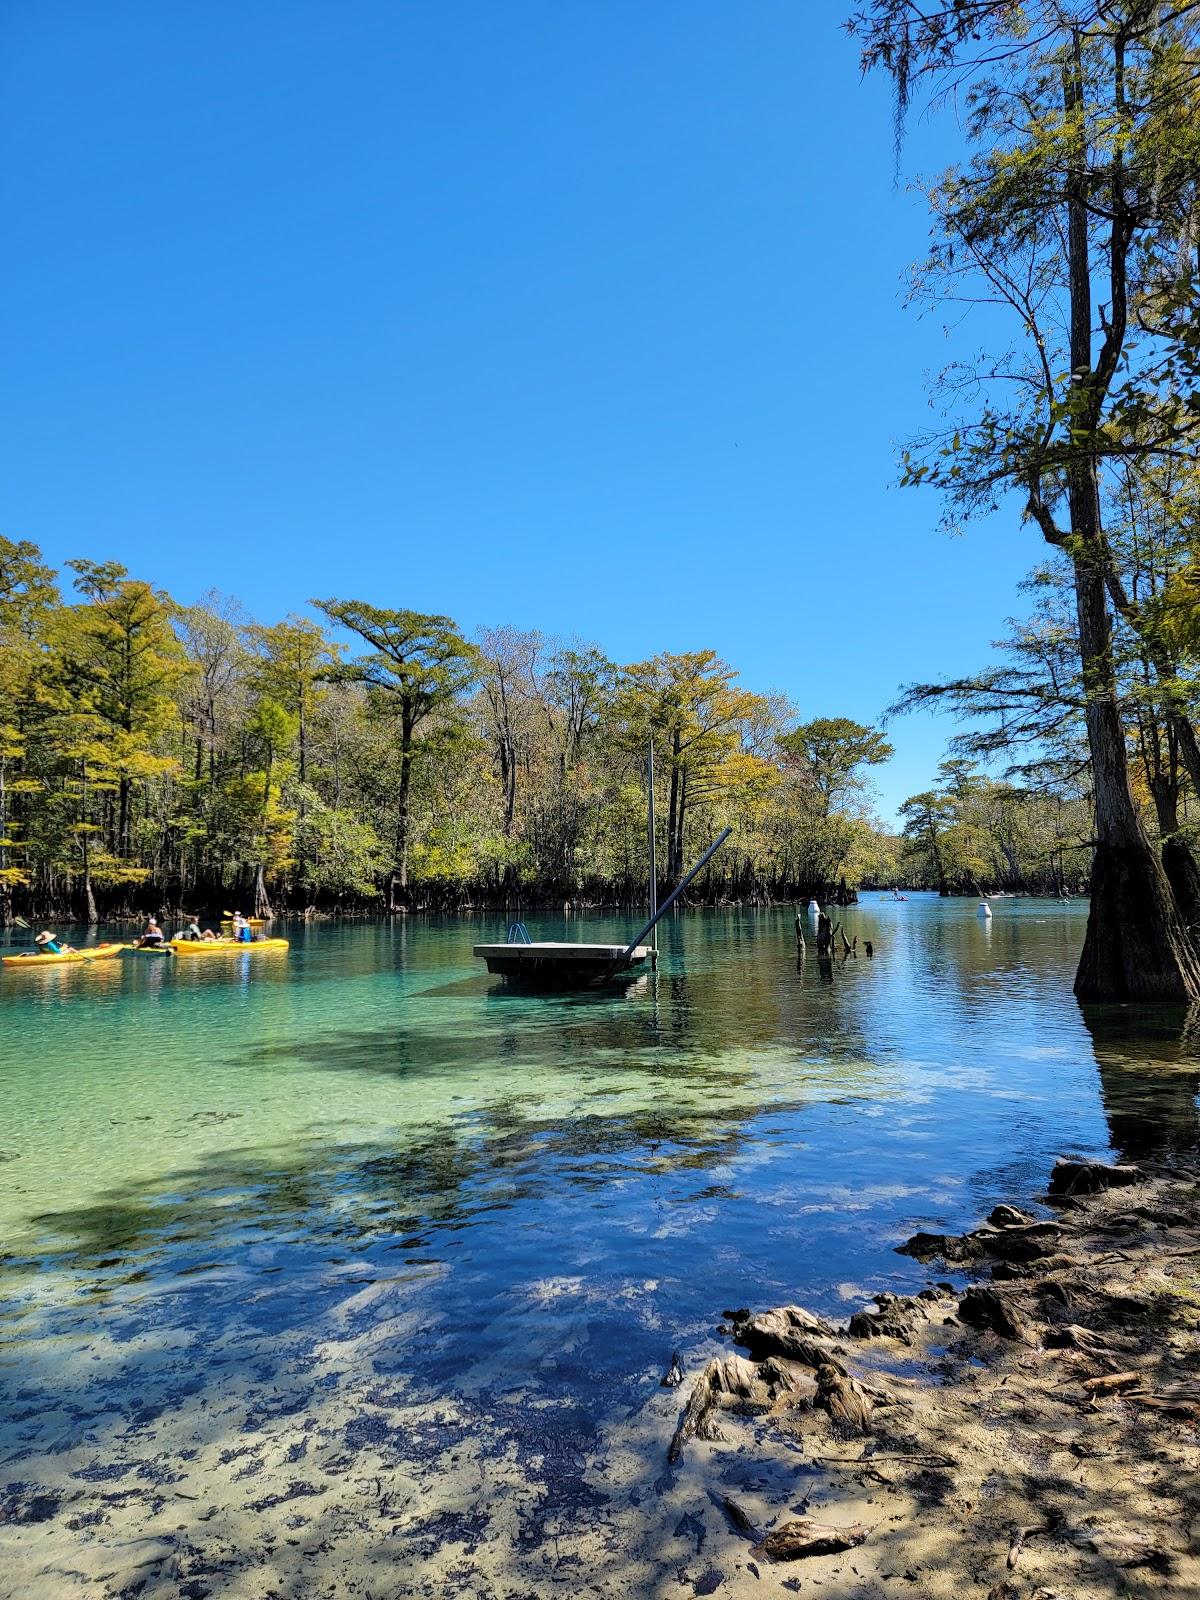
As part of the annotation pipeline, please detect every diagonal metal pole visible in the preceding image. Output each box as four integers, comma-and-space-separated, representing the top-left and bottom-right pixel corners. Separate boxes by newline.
616, 827, 732, 967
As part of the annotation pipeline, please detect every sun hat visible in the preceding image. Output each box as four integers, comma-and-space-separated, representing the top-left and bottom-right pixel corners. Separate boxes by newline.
34, 931, 55, 945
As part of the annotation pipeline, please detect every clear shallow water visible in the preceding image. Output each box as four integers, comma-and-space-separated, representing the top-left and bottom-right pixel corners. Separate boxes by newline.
1, 898, 1198, 1592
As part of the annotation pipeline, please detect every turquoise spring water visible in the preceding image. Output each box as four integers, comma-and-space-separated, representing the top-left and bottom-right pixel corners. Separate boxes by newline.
1, 898, 1196, 1592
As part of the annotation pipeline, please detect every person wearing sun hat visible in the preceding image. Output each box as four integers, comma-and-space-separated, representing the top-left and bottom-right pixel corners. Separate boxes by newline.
34, 931, 75, 955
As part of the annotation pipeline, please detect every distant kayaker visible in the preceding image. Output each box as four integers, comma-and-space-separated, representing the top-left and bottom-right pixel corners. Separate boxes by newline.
136, 916, 165, 949
34, 930, 74, 955
231, 911, 253, 944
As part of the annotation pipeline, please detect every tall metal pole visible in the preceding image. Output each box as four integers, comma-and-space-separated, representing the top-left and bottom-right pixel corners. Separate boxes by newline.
647, 741, 658, 964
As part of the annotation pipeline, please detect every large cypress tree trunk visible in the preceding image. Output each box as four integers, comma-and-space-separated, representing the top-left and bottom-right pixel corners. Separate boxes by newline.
1061, 39, 1198, 1003
1071, 548, 1200, 1001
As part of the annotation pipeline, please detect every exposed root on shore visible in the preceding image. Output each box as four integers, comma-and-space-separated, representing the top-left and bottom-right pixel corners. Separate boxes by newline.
667, 1155, 1200, 1596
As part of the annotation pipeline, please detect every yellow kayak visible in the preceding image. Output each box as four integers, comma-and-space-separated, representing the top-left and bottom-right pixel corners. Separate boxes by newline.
170, 937, 289, 956
219, 917, 267, 928
2, 942, 130, 968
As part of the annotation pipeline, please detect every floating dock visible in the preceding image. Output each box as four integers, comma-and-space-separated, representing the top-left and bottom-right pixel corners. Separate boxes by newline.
472, 940, 651, 981
473, 826, 731, 988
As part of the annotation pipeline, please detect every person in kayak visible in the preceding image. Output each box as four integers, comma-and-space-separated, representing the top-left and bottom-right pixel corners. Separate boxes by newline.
231, 912, 253, 944
135, 916, 166, 949
178, 916, 217, 942
34, 930, 75, 955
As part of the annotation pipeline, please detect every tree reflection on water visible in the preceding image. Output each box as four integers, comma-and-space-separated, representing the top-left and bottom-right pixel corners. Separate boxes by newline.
1081, 1003, 1200, 1162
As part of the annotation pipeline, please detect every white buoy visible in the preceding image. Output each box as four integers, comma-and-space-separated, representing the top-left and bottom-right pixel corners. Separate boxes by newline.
807, 898, 820, 916
978, 902, 992, 918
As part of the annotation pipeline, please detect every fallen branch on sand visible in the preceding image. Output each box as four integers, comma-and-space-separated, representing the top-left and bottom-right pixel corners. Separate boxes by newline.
756, 1517, 872, 1561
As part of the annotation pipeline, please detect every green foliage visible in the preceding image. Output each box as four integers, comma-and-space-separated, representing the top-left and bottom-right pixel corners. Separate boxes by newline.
0, 540, 911, 915
778, 718, 894, 815
899, 763, 1090, 895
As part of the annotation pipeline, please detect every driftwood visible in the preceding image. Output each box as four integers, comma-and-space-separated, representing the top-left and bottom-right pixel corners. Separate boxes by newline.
721, 1495, 761, 1539
756, 1517, 871, 1562
759, 1355, 801, 1395
1006, 1523, 1054, 1570
667, 1314, 857, 1463
1082, 1369, 1144, 1395
667, 1354, 796, 1463
707, 1353, 768, 1399
817, 912, 835, 954
1137, 1384, 1200, 1417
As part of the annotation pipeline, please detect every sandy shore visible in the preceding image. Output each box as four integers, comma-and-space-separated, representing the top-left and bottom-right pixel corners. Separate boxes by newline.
3, 1156, 1198, 1597
660, 1154, 1200, 1598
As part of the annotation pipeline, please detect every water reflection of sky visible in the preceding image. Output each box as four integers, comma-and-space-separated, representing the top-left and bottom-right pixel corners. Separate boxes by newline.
1, 899, 1197, 1590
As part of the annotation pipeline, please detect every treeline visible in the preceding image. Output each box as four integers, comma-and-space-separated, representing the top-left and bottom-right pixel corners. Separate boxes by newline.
898, 761, 1091, 898
0, 538, 910, 923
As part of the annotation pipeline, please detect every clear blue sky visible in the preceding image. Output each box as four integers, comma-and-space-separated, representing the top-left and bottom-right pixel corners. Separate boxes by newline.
1, 0, 1039, 820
